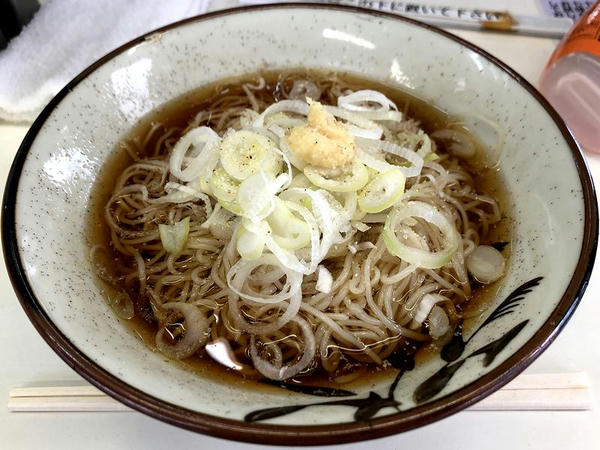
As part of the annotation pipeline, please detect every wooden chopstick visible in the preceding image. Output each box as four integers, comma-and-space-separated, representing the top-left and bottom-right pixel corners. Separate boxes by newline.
499, 372, 590, 391
469, 388, 591, 411
7, 372, 592, 413
9, 385, 104, 398
8, 396, 129, 412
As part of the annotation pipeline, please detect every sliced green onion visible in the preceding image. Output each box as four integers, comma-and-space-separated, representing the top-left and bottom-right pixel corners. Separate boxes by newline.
217, 197, 243, 215
358, 139, 424, 178
237, 172, 274, 220
352, 208, 367, 221
220, 130, 282, 181
431, 129, 475, 159
237, 172, 289, 223
358, 168, 406, 213
338, 191, 358, 219
244, 217, 309, 274
265, 112, 306, 129
360, 110, 404, 121
169, 127, 220, 182
236, 221, 269, 260
356, 149, 397, 173
197, 177, 213, 195
267, 198, 311, 250
158, 217, 190, 254
315, 265, 333, 293
413, 293, 445, 324
466, 245, 505, 283
288, 172, 318, 190
428, 305, 450, 338
323, 105, 383, 140
279, 136, 307, 170
353, 221, 370, 232
337, 89, 398, 112
109, 292, 134, 320
423, 153, 440, 162
304, 159, 369, 193
415, 131, 433, 157
157, 182, 212, 219
383, 201, 459, 269
252, 100, 309, 128
210, 168, 239, 202
280, 187, 350, 273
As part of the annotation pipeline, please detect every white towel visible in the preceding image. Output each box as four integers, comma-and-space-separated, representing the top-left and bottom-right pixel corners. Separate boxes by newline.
0, 0, 209, 122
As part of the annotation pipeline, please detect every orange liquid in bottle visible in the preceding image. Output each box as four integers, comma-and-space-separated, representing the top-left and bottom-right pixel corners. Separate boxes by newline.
539, 1, 600, 153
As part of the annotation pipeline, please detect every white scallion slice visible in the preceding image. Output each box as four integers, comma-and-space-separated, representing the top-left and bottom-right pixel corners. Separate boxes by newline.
252, 100, 310, 128
466, 245, 505, 283
265, 112, 306, 129
267, 198, 311, 250
428, 305, 450, 338
331, 191, 357, 223
244, 218, 309, 274
352, 208, 367, 221
383, 201, 459, 269
315, 265, 333, 293
210, 168, 239, 202
158, 217, 190, 254
431, 128, 475, 159
288, 172, 318, 190
280, 188, 349, 273
356, 149, 397, 173
197, 177, 213, 195
237, 172, 275, 220
353, 221, 371, 232
279, 135, 307, 170
360, 110, 404, 121
415, 131, 433, 157
358, 168, 406, 213
236, 221, 269, 260
289, 80, 321, 101
337, 89, 398, 112
155, 303, 209, 360
169, 127, 220, 182
217, 197, 243, 215
413, 293, 446, 325
201, 203, 229, 228
324, 105, 383, 140
220, 130, 282, 181
423, 153, 440, 162
237, 172, 289, 223
358, 139, 424, 178
304, 160, 369, 193
109, 292, 134, 320
157, 183, 212, 218
379, 142, 424, 178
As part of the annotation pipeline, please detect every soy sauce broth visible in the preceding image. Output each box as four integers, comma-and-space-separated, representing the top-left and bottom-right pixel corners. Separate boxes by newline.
87, 69, 511, 392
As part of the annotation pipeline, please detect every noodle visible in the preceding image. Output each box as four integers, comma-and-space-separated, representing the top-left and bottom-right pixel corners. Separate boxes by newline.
92, 71, 505, 383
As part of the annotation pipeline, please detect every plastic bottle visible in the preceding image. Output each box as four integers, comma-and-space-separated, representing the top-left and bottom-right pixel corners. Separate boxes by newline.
539, 1, 600, 153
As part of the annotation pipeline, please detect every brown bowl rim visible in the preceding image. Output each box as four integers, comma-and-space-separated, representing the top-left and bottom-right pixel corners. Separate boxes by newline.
2, 3, 597, 446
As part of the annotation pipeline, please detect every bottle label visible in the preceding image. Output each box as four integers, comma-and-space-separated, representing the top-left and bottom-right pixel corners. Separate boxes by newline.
539, 0, 595, 21
546, 5, 600, 67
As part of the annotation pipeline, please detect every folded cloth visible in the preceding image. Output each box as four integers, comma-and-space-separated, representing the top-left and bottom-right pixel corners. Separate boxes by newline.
0, 0, 208, 122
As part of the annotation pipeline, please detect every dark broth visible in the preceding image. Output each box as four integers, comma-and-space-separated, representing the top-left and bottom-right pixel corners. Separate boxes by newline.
87, 69, 511, 392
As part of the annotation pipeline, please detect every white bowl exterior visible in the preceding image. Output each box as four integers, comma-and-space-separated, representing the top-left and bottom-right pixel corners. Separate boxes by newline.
15, 8, 585, 424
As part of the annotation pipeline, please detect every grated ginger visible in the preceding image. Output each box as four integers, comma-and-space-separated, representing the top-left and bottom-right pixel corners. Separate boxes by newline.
287, 100, 355, 169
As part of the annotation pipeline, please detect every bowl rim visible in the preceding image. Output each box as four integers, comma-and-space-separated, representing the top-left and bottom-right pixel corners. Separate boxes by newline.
2, 3, 597, 446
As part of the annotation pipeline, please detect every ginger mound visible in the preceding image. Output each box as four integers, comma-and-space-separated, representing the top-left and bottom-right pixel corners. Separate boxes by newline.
287, 100, 356, 169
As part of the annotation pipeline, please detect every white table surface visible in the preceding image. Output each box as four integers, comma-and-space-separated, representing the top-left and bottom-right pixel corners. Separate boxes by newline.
1, 2, 599, 449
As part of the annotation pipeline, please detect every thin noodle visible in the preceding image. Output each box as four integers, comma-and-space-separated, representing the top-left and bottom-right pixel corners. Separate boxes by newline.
93, 71, 504, 382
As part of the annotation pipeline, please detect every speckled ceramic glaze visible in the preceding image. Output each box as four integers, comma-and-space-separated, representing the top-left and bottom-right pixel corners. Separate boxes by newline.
2, 4, 597, 445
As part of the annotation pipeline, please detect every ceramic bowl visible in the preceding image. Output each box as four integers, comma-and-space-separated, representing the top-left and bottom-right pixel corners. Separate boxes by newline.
2, 4, 597, 445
